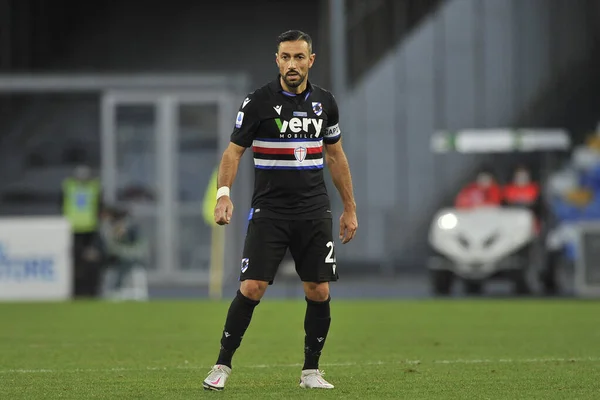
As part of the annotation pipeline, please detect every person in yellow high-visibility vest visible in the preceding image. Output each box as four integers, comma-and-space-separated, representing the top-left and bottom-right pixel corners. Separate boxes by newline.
61, 165, 105, 298
62, 167, 102, 234
203, 167, 218, 227
203, 167, 225, 299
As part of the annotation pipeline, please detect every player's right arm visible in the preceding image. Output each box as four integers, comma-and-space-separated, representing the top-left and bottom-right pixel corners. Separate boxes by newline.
214, 94, 260, 225
214, 143, 246, 225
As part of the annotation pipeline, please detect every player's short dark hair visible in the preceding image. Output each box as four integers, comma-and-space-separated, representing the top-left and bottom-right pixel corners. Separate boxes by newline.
277, 30, 313, 53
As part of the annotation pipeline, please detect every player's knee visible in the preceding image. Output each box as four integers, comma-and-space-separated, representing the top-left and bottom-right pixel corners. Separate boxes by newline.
304, 282, 330, 302
240, 279, 268, 301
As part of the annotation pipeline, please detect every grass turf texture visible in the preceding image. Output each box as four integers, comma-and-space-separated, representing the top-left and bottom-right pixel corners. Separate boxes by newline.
1, 299, 599, 399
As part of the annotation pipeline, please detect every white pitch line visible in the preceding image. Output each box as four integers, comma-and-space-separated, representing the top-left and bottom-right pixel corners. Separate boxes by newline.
1, 357, 599, 374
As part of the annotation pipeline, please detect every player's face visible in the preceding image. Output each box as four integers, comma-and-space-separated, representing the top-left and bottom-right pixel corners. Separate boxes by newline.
276, 40, 315, 89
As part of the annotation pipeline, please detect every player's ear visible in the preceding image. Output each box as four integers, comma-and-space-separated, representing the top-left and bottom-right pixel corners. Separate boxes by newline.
309, 53, 316, 68
275, 53, 279, 67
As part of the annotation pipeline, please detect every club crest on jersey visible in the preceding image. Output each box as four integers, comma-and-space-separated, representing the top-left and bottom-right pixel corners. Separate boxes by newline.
312, 102, 323, 116
294, 146, 307, 162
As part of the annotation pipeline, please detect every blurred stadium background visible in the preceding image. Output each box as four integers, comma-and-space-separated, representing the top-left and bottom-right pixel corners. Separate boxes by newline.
1, 0, 600, 302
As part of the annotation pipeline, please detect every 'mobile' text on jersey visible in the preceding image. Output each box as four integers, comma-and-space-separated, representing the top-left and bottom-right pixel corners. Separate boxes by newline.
230, 77, 342, 220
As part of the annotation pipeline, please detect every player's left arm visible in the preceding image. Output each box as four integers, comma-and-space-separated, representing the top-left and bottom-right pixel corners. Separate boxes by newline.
323, 93, 357, 244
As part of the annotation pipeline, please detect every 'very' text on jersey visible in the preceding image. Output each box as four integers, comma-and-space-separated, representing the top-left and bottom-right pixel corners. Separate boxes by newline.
275, 117, 323, 137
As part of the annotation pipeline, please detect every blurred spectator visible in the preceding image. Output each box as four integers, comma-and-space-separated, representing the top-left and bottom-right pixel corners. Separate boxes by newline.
60, 165, 105, 297
202, 167, 218, 227
503, 166, 540, 208
543, 127, 600, 293
503, 165, 542, 227
119, 184, 155, 203
100, 206, 148, 299
455, 168, 502, 209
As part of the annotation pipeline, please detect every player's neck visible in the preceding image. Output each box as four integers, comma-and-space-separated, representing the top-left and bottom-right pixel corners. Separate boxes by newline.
280, 76, 308, 95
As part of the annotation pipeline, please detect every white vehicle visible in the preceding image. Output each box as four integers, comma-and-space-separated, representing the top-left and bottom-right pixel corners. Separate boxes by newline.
427, 129, 571, 295
429, 206, 536, 295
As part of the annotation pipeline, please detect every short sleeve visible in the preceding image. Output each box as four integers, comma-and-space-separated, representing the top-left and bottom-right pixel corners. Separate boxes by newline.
323, 92, 341, 144
230, 94, 260, 148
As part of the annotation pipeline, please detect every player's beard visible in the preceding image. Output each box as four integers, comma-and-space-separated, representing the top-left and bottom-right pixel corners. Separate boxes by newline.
282, 72, 305, 88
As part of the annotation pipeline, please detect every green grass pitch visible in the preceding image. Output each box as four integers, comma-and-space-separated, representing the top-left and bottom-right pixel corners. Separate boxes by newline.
1, 298, 599, 399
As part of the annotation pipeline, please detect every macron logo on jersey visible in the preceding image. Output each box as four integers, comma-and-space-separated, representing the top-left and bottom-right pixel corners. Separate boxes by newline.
242, 98, 251, 109
275, 117, 323, 135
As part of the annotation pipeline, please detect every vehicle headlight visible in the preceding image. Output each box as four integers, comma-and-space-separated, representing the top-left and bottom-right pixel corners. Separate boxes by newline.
438, 213, 458, 230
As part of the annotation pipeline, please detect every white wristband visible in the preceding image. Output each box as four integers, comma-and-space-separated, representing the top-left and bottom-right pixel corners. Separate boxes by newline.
216, 186, 230, 200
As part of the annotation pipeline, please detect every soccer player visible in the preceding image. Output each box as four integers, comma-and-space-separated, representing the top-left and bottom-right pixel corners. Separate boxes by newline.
202, 30, 358, 391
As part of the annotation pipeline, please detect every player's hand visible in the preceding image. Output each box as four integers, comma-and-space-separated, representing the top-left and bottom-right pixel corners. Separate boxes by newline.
339, 209, 358, 244
214, 196, 234, 225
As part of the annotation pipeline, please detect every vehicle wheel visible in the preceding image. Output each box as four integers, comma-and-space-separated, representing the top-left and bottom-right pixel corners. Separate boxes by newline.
540, 271, 559, 295
512, 245, 533, 295
463, 280, 484, 295
430, 270, 453, 296
514, 244, 534, 266
510, 269, 532, 295
539, 249, 561, 295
